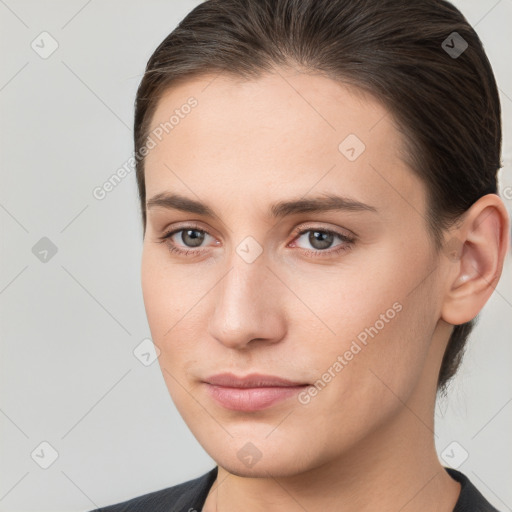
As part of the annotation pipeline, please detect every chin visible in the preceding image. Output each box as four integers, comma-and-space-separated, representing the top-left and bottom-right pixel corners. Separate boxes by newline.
218, 458, 305, 479
206, 438, 324, 479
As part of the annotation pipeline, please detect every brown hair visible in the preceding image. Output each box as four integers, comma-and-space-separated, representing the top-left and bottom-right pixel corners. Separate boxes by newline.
133, 0, 502, 392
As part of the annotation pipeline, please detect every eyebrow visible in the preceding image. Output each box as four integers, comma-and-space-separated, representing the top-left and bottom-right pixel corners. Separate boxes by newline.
146, 192, 378, 218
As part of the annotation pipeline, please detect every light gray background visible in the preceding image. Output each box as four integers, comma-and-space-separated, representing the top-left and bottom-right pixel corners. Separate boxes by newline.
0, 1, 511, 511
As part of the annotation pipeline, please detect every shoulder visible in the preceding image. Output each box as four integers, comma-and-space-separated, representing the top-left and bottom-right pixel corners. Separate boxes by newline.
86, 466, 218, 512
447, 468, 501, 512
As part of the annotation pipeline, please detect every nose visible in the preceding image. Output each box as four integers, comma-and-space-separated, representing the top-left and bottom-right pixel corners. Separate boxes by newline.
207, 254, 287, 350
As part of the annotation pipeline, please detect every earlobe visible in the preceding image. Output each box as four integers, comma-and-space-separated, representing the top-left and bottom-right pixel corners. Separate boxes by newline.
440, 194, 510, 326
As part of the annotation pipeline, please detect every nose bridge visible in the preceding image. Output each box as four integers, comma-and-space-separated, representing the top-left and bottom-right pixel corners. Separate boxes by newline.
208, 247, 284, 348
217, 221, 272, 306
218, 250, 270, 322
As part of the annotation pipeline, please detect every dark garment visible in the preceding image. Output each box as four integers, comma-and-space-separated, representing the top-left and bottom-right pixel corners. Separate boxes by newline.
88, 466, 500, 512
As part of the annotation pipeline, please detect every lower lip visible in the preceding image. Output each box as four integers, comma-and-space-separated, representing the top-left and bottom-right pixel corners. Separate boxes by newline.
204, 383, 308, 412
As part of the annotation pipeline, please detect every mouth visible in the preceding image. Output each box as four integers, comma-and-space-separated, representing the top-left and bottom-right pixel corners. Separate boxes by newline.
202, 372, 310, 412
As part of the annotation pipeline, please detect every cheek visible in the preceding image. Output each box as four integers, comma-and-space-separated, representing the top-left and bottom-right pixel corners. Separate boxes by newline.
141, 247, 184, 349
141, 245, 210, 370
141, 252, 167, 338
281, 249, 406, 343
295, 246, 436, 392
293, 269, 437, 450
141, 254, 196, 409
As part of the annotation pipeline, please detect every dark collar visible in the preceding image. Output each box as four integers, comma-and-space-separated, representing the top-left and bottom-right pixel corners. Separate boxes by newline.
445, 467, 500, 511
90, 465, 501, 511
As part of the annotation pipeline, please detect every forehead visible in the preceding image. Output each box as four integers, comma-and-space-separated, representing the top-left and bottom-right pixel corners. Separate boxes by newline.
147, 70, 392, 155
144, 69, 426, 223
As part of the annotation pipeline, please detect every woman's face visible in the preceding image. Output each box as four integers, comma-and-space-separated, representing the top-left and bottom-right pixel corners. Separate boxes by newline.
141, 68, 450, 477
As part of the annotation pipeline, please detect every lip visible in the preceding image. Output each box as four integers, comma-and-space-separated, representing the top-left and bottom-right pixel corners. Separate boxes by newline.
203, 372, 308, 388
202, 373, 310, 412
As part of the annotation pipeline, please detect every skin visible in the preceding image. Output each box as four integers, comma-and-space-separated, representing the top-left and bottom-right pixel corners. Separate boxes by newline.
140, 66, 509, 512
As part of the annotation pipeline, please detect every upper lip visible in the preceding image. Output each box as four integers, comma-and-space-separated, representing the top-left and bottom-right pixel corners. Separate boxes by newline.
203, 373, 309, 388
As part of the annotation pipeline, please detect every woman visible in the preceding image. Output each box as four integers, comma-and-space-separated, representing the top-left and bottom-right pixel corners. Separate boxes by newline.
90, 0, 509, 510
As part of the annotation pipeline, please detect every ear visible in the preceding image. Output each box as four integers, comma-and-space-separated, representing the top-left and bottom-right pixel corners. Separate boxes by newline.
441, 194, 510, 325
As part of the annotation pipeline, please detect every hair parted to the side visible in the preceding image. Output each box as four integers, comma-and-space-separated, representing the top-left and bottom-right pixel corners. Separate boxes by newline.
133, 0, 502, 393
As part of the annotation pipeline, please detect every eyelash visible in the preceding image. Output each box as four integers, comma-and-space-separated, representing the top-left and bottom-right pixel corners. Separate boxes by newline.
158, 222, 356, 259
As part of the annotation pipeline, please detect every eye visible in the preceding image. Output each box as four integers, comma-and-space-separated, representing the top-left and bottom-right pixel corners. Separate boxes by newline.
157, 223, 355, 259
289, 226, 355, 258
170, 228, 209, 248
158, 224, 216, 256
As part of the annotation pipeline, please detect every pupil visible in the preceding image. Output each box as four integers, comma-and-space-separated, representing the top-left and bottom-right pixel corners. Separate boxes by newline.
310, 231, 333, 250
183, 229, 204, 247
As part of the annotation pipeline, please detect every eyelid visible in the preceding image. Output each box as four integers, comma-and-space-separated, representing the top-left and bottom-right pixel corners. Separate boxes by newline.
290, 222, 356, 241
159, 222, 217, 246
161, 220, 211, 234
